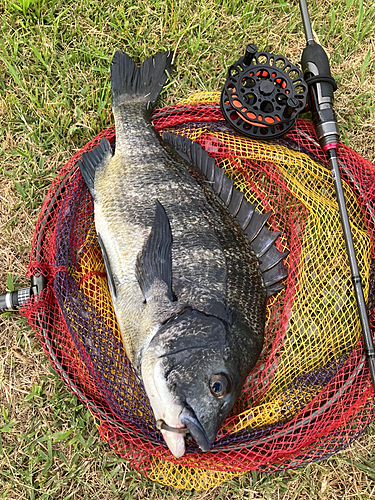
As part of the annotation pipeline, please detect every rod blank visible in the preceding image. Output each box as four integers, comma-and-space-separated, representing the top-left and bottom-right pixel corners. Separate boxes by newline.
299, 0, 314, 44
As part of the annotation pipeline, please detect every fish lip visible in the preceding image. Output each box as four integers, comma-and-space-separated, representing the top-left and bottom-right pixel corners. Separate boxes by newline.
180, 406, 212, 452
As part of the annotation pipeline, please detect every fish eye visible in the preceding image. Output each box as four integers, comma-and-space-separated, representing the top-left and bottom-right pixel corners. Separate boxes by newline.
209, 373, 231, 398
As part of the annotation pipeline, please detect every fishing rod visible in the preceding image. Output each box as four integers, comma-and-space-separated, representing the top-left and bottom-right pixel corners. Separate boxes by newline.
299, 0, 375, 391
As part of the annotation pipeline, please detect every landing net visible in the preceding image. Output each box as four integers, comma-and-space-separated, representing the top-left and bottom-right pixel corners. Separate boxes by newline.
22, 92, 375, 490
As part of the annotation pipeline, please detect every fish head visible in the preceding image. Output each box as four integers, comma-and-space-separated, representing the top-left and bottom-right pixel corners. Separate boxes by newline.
141, 309, 244, 458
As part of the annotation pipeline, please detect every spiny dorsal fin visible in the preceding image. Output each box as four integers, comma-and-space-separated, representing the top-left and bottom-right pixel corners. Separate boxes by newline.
162, 132, 288, 296
78, 137, 113, 197
259, 246, 289, 273
135, 200, 174, 302
244, 212, 271, 242
263, 263, 289, 297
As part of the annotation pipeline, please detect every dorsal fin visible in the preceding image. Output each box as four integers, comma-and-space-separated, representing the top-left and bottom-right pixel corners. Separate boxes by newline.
78, 137, 113, 197
135, 200, 174, 302
244, 212, 270, 241
162, 132, 288, 296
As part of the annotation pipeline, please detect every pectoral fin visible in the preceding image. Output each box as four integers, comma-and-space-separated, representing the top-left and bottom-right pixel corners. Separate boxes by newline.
136, 201, 174, 302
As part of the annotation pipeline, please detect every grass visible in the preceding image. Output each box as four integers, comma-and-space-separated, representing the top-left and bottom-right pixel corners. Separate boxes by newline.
0, 0, 375, 497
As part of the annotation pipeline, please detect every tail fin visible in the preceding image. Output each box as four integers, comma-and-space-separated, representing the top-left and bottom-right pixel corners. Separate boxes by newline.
110, 51, 173, 111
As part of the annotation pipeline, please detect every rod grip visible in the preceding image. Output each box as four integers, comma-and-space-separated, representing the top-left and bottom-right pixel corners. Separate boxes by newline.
301, 42, 339, 149
301, 43, 337, 99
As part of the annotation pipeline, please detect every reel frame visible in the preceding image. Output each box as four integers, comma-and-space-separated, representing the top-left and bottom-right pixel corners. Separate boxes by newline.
221, 44, 308, 139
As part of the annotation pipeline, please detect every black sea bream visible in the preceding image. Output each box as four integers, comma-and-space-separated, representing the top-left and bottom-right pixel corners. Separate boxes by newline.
78, 51, 287, 458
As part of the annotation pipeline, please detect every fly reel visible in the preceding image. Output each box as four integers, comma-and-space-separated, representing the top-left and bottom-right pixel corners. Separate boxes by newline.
221, 44, 308, 139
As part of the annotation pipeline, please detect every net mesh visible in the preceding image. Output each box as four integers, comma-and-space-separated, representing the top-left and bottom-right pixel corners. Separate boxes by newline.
22, 92, 375, 490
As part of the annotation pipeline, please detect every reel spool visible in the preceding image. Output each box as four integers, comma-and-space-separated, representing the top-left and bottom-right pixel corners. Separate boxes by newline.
221, 44, 308, 139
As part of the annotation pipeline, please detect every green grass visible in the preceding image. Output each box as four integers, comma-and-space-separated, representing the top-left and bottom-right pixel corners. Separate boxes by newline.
1, 0, 375, 498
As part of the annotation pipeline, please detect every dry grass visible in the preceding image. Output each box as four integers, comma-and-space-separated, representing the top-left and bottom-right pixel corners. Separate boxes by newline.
1, 0, 375, 498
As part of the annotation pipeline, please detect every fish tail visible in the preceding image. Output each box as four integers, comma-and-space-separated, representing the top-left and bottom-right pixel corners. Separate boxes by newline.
110, 51, 174, 111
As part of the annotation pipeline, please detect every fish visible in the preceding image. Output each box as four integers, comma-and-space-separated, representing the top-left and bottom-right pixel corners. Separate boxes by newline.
78, 50, 288, 458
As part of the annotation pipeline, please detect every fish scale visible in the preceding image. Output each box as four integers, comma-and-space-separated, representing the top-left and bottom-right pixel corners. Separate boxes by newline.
94, 131, 230, 340
78, 50, 287, 458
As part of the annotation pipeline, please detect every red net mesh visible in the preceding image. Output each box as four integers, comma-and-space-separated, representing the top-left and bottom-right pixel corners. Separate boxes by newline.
22, 95, 375, 490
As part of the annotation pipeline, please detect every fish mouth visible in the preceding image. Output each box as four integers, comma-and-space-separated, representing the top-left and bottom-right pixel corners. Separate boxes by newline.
180, 406, 212, 452
156, 406, 212, 453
